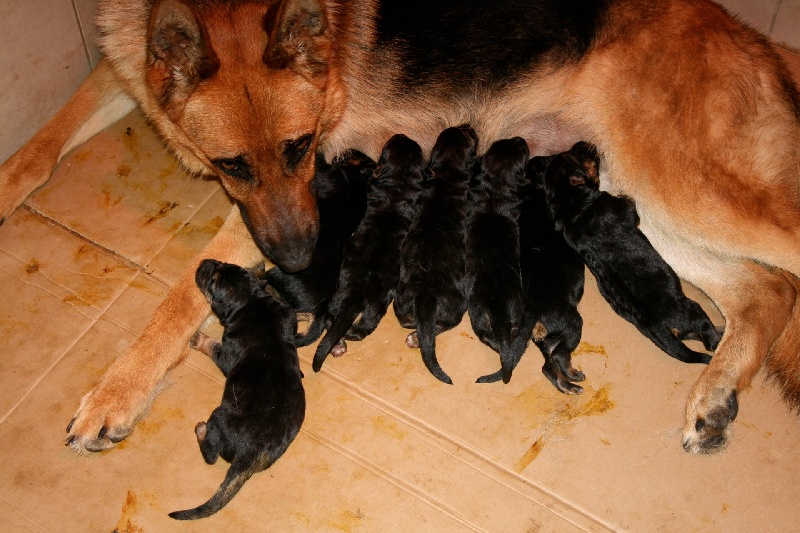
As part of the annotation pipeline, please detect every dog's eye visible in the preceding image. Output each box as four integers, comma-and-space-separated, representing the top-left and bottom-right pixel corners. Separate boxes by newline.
282, 133, 314, 173
212, 156, 253, 182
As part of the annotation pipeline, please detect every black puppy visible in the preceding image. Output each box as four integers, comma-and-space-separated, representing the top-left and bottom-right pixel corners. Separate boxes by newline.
170, 259, 305, 520
312, 134, 425, 372
546, 142, 721, 365
393, 125, 477, 384
264, 151, 374, 346
478, 156, 587, 393
465, 137, 529, 384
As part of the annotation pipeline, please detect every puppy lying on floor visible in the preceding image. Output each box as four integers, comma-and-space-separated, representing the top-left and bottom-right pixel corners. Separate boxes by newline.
169, 260, 305, 520
546, 142, 722, 365
465, 137, 529, 384
478, 155, 587, 394
393, 125, 477, 384
264, 151, 374, 346
312, 134, 425, 372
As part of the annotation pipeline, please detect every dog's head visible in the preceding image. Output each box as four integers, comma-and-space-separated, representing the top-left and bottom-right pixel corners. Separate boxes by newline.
544, 143, 602, 227
141, 0, 344, 271
429, 124, 479, 172
195, 259, 264, 321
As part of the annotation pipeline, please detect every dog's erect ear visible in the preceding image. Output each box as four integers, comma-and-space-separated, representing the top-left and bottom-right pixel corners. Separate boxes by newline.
147, 0, 219, 111
264, 0, 331, 86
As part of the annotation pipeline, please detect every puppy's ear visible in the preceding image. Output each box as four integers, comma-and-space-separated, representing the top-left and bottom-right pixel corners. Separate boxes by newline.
569, 174, 586, 186
264, 0, 331, 87
147, 0, 219, 113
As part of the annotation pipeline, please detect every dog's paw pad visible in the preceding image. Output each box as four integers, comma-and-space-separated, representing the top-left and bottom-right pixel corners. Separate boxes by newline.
683, 390, 738, 454
331, 340, 348, 358
405, 331, 419, 349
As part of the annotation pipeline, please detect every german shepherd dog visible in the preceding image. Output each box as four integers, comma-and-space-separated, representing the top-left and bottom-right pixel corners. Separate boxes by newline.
393, 125, 477, 385
546, 142, 722, 366
312, 134, 424, 372
2, 0, 799, 454
264, 151, 374, 346
170, 259, 305, 520
465, 137, 530, 385
477, 156, 587, 395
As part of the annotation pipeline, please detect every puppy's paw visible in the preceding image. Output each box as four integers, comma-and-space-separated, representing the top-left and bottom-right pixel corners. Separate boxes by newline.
331, 339, 348, 358
682, 389, 738, 454
542, 362, 584, 395
405, 331, 419, 349
65, 368, 158, 454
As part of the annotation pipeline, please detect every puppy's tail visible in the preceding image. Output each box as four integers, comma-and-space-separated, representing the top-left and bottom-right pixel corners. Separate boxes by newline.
313, 300, 361, 372
169, 460, 259, 520
476, 312, 533, 384
764, 271, 800, 411
415, 293, 453, 385
296, 313, 326, 347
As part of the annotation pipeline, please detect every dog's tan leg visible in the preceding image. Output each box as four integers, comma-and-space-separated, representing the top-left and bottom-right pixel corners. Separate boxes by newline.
0, 59, 136, 222
66, 206, 264, 453
641, 223, 796, 453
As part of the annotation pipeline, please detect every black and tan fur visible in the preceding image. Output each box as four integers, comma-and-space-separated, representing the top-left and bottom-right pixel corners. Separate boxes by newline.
1, 0, 798, 454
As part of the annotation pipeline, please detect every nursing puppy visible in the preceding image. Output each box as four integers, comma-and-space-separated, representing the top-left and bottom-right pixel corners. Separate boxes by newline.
169, 259, 305, 520
478, 156, 587, 393
546, 142, 721, 365
465, 137, 529, 384
394, 125, 477, 384
312, 134, 424, 372
264, 151, 374, 346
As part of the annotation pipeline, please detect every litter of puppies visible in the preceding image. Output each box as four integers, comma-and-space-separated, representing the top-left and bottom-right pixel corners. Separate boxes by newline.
179, 127, 722, 518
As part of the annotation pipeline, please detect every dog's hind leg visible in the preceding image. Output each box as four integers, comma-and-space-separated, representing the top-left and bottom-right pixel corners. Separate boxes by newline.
641, 326, 713, 365
345, 299, 389, 341
65, 206, 264, 454
0, 59, 136, 222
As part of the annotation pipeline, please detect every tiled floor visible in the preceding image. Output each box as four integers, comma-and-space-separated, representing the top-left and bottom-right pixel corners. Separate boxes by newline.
2, 13, 800, 533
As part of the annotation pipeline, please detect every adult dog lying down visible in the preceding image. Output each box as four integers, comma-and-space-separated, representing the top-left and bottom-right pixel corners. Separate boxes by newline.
1, 0, 799, 455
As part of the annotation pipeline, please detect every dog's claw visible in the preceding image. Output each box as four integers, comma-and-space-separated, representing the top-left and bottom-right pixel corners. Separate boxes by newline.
683, 390, 738, 453
66, 418, 75, 433
65, 435, 76, 447
98, 426, 108, 440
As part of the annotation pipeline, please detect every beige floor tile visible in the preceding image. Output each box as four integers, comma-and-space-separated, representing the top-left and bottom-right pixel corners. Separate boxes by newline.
25, 110, 220, 268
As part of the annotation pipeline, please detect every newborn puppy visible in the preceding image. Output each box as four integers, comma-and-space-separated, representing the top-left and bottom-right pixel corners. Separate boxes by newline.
478, 156, 587, 393
393, 125, 477, 384
546, 142, 721, 365
465, 137, 529, 384
169, 259, 305, 520
312, 134, 425, 372
264, 151, 374, 346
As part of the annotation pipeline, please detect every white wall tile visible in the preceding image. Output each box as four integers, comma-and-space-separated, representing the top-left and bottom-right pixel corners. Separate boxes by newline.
73, 0, 102, 66
772, 0, 800, 51
0, 1, 90, 163
714, 0, 780, 33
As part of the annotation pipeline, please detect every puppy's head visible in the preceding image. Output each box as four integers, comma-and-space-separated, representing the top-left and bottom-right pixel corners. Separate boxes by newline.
375, 134, 426, 185
526, 155, 555, 190
479, 137, 530, 185
429, 124, 479, 171
139, 0, 345, 272
567, 141, 601, 188
195, 259, 263, 321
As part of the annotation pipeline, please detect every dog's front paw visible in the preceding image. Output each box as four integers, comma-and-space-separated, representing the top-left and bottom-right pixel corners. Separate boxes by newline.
682, 389, 738, 454
65, 367, 158, 454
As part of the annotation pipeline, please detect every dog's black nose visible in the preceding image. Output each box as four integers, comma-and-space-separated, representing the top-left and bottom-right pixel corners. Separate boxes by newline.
274, 245, 314, 273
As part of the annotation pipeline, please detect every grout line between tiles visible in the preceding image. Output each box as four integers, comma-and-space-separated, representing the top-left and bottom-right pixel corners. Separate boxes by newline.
768, 0, 784, 37
144, 187, 227, 286
308, 361, 615, 532
0, 494, 46, 532
302, 430, 484, 532
20, 204, 147, 273
69, 0, 94, 69
0, 267, 139, 427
